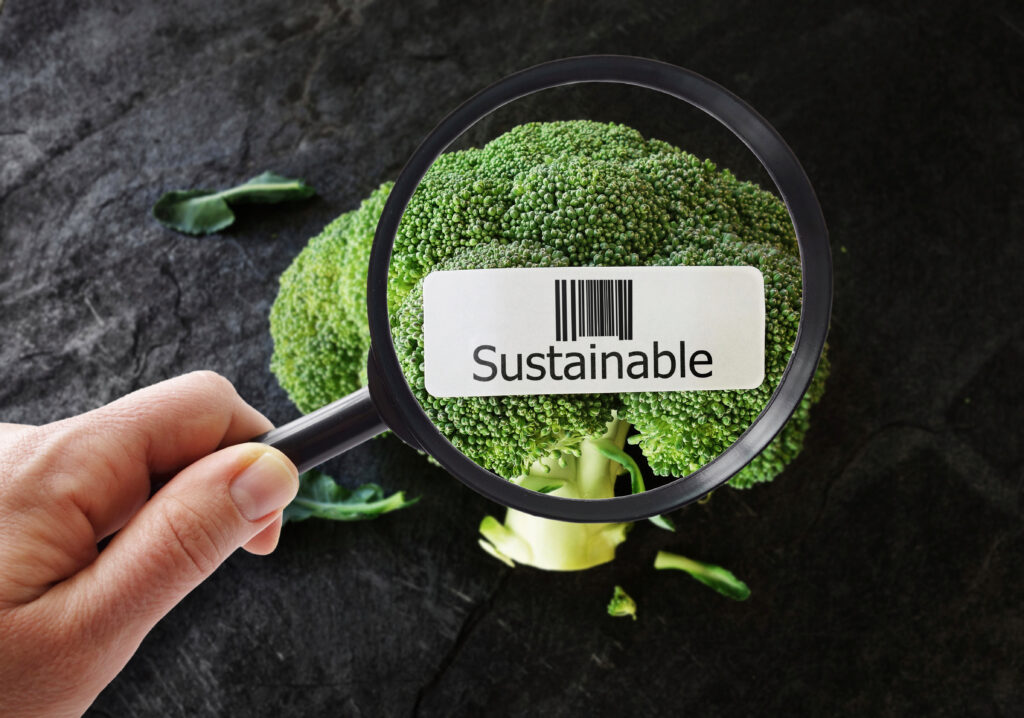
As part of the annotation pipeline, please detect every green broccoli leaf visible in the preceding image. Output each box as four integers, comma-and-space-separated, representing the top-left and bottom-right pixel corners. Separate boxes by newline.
283, 470, 417, 524
607, 585, 637, 620
654, 550, 751, 601
153, 171, 315, 235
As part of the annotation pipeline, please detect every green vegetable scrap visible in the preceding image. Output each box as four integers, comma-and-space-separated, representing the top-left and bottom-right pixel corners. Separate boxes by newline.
283, 470, 417, 524
269, 120, 829, 571
153, 171, 315, 235
654, 550, 751, 601
607, 585, 638, 620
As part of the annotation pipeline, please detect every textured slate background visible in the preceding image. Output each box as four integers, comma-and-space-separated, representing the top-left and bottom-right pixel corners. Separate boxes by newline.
2, 1, 1022, 715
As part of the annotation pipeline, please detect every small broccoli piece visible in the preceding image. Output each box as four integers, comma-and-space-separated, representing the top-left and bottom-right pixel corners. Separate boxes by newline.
269, 120, 830, 572
607, 585, 638, 620
654, 550, 751, 601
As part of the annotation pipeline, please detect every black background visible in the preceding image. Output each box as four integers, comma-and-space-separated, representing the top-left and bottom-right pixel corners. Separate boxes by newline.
1, 1, 1022, 715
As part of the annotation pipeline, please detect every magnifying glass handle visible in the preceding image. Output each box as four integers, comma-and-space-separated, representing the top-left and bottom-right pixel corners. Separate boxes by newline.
254, 387, 386, 473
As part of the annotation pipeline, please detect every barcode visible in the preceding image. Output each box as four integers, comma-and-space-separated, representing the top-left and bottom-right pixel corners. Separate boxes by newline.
554, 279, 633, 341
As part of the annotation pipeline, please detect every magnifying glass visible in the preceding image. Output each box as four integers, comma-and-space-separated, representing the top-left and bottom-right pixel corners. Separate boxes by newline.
256, 55, 831, 523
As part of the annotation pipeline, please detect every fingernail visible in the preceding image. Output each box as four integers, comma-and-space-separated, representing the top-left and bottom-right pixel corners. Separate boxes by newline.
230, 450, 298, 521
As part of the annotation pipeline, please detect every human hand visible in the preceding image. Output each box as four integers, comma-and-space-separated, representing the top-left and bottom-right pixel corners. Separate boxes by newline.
0, 371, 299, 717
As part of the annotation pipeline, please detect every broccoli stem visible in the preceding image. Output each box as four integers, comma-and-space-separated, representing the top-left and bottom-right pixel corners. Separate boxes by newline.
478, 420, 632, 571
653, 550, 751, 601
566, 419, 630, 499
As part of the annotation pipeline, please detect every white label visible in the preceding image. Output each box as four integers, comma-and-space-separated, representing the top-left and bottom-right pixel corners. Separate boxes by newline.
422, 266, 765, 398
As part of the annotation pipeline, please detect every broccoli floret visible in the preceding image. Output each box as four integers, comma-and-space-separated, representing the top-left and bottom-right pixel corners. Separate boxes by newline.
269, 120, 829, 571
270, 184, 390, 413
621, 235, 831, 487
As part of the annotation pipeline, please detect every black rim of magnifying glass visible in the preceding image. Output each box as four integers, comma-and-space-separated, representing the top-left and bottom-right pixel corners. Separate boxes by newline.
367, 55, 831, 523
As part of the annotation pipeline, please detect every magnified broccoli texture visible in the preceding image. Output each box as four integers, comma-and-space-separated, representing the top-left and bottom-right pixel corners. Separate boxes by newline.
270, 121, 828, 571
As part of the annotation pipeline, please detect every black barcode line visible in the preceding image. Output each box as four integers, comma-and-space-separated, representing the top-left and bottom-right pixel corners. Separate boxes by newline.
560, 279, 568, 342
578, 280, 584, 338
589, 278, 598, 338
554, 278, 633, 341
606, 281, 613, 336
616, 279, 623, 344
581, 280, 586, 336
570, 279, 577, 341
557, 278, 565, 340
622, 276, 630, 338
605, 281, 612, 336
617, 282, 622, 336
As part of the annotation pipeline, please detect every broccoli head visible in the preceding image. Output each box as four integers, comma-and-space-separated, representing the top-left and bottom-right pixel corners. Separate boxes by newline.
269, 120, 829, 570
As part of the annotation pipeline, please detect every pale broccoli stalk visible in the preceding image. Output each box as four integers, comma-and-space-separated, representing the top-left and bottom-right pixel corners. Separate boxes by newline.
479, 418, 675, 570
478, 420, 632, 571
269, 120, 830, 573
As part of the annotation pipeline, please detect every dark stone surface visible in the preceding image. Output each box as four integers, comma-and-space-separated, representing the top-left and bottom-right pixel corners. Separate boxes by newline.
1, 0, 1022, 715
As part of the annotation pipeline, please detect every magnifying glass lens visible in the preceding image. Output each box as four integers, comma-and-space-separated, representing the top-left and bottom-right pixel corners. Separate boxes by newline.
384, 119, 823, 501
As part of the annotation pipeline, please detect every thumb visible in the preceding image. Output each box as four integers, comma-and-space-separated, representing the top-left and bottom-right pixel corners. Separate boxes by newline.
57, 443, 298, 649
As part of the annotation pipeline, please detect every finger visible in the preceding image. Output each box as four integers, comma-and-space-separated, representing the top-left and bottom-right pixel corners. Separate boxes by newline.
49, 443, 298, 660
0, 422, 32, 442
242, 514, 283, 556
52, 371, 274, 540
70, 370, 273, 472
